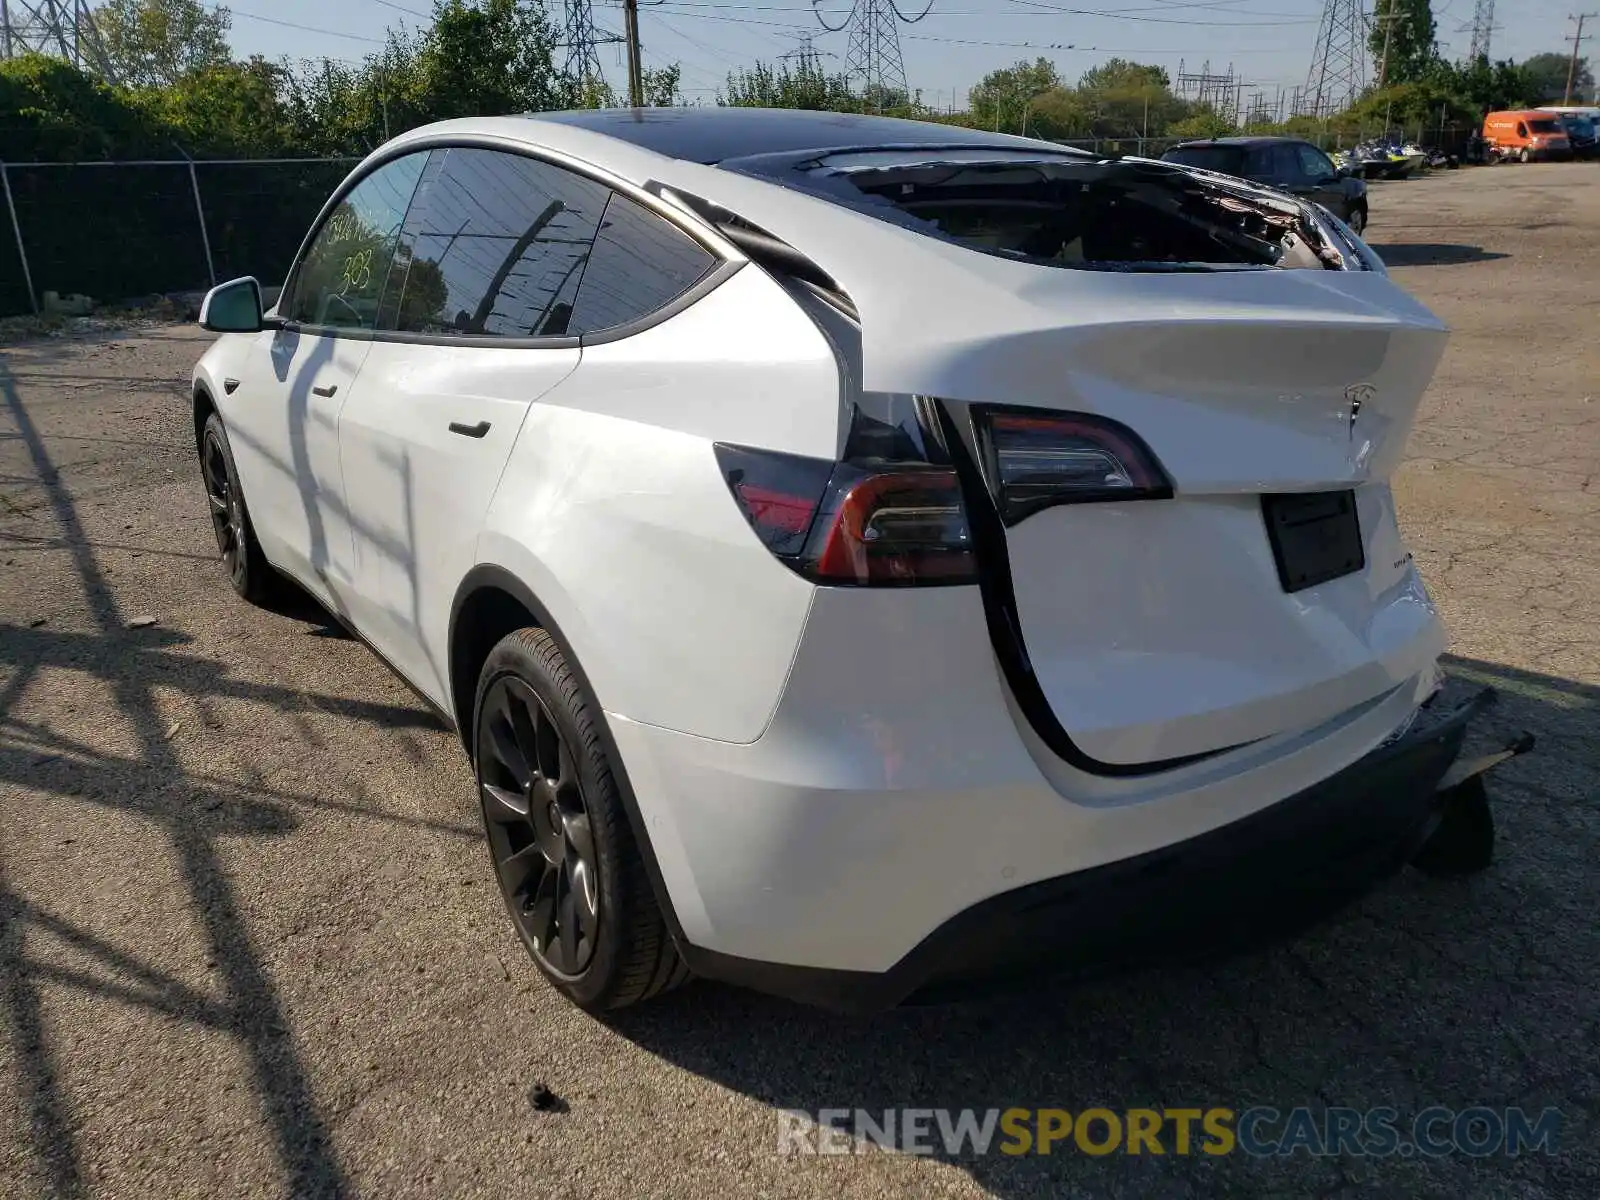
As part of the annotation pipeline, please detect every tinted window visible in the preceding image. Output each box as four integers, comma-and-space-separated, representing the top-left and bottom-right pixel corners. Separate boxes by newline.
1296, 144, 1336, 179
288, 153, 427, 329
566, 192, 718, 335
1267, 145, 1302, 179
1528, 119, 1562, 133
1162, 146, 1246, 176
1516, 123, 1529, 137
388, 148, 609, 337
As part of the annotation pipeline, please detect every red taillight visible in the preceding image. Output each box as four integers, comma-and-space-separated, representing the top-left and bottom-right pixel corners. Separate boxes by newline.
714, 445, 975, 586
811, 468, 974, 584
978, 408, 1173, 525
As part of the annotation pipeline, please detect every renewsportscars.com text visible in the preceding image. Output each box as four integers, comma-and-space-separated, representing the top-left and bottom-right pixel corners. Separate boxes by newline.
777, 1106, 1562, 1159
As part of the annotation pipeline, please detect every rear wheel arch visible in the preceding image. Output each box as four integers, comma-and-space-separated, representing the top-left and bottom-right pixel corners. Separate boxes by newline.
447, 564, 695, 956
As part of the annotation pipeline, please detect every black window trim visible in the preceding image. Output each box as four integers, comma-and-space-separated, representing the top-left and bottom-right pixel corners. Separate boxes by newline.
275, 132, 744, 350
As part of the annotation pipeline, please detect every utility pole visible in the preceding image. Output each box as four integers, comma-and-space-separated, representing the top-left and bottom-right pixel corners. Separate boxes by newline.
1566, 12, 1596, 105
624, 0, 643, 107
1376, 0, 1398, 90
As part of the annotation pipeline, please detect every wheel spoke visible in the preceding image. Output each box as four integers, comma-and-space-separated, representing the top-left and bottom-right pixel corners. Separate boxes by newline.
526, 863, 558, 953
553, 737, 579, 795
481, 782, 529, 826
533, 697, 562, 783
206, 491, 229, 515
505, 689, 542, 783
558, 881, 579, 972
561, 809, 594, 866
499, 841, 543, 893
569, 855, 598, 934
485, 702, 532, 786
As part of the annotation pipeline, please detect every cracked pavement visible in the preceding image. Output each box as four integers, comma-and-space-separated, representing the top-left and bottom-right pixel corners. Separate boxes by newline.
2, 163, 1597, 1198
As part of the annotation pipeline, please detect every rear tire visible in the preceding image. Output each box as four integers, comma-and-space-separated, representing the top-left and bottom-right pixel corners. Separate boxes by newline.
199, 412, 278, 605
1346, 205, 1367, 235
473, 627, 687, 1011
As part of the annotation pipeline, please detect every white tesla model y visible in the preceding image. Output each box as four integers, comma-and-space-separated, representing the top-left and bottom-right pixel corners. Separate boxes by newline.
192, 108, 1496, 1013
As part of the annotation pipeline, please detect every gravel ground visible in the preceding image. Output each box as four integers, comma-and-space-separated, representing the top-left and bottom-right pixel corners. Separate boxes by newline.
2, 162, 1597, 1200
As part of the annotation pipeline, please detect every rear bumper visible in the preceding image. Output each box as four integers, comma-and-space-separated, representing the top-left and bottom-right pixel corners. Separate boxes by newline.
678, 689, 1481, 1014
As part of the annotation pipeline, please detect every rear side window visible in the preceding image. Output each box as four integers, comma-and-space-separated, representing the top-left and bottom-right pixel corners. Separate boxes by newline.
287, 152, 427, 329
566, 192, 718, 335
1162, 146, 1246, 175
387, 148, 610, 338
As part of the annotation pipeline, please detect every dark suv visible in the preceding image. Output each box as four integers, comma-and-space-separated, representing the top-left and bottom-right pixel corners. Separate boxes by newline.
1161, 137, 1369, 235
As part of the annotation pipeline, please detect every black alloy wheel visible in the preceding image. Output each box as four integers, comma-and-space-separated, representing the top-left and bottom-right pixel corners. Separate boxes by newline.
472, 627, 687, 1011
202, 425, 247, 590
198, 411, 275, 604
478, 673, 600, 978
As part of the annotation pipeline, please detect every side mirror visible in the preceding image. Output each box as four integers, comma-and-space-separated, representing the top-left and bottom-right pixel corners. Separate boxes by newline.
199, 276, 265, 333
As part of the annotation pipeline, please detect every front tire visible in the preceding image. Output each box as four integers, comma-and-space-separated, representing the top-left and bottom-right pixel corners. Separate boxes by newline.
1519, 147, 1532, 164
473, 627, 687, 1011
199, 411, 277, 604
1346, 205, 1367, 235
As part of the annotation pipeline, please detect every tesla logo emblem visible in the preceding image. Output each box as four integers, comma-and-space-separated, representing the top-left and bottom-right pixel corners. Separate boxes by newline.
1344, 383, 1375, 438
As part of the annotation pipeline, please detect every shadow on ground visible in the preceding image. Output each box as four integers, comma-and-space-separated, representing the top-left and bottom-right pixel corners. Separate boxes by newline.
0, 355, 445, 1198
1372, 243, 1511, 267
609, 656, 1596, 1196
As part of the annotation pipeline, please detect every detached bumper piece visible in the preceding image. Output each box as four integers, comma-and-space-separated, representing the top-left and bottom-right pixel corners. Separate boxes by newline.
687, 685, 1519, 1015
1411, 688, 1534, 878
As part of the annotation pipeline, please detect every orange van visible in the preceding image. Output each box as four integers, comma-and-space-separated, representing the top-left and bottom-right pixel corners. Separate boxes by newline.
1482, 110, 1572, 162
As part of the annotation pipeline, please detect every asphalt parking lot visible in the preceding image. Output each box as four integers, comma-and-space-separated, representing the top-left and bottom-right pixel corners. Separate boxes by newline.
3, 162, 1598, 1199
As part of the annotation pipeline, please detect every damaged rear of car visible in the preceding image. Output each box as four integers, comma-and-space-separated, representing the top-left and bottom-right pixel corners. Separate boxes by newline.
604, 130, 1526, 1009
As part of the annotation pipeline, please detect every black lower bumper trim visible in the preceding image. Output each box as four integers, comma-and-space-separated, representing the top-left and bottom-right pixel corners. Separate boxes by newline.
682, 691, 1483, 1015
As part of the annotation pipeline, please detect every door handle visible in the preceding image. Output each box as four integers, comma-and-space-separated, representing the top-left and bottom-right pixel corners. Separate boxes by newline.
448, 420, 492, 439
311, 383, 338, 397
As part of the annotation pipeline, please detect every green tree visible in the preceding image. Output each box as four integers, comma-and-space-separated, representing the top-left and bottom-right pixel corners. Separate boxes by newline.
1076, 58, 1187, 138
1518, 51, 1593, 102
0, 52, 163, 159
720, 55, 858, 112
92, 0, 232, 89
418, 0, 568, 119
968, 58, 1061, 132
641, 64, 683, 108
133, 56, 295, 155
1369, 0, 1439, 87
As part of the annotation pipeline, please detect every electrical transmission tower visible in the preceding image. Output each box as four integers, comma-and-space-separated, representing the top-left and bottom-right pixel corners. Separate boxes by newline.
1, 0, 118, 81
1467, 0, 1495, 60
814, 0, 933, 110
560, 0, 607, 94
1301, 0, 1367, 117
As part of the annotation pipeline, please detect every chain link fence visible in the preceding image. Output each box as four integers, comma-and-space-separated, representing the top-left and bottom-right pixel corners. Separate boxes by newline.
0, 157, 361, 319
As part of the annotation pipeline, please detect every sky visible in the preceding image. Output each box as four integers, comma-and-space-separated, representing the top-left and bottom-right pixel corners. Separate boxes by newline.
221, 0, 1592, 108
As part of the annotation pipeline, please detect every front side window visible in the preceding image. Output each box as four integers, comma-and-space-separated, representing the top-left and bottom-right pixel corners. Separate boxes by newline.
1517, 123, 1529, 138
566, 192, 718, 335
287, 153, 427, 330
388, 148, 610, 338
1297, 144, 1336, 179
1269, 145, 1302, 180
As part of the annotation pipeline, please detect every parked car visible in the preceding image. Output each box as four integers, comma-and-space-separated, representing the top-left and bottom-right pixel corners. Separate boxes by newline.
1161, 136, 1369, 232
1482, 110, 1572, 162
1537, 107, 1599, 160
193, 109, 1499, 1014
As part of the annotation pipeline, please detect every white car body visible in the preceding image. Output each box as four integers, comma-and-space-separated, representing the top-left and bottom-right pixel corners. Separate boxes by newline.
193, 109, 1475, 1010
